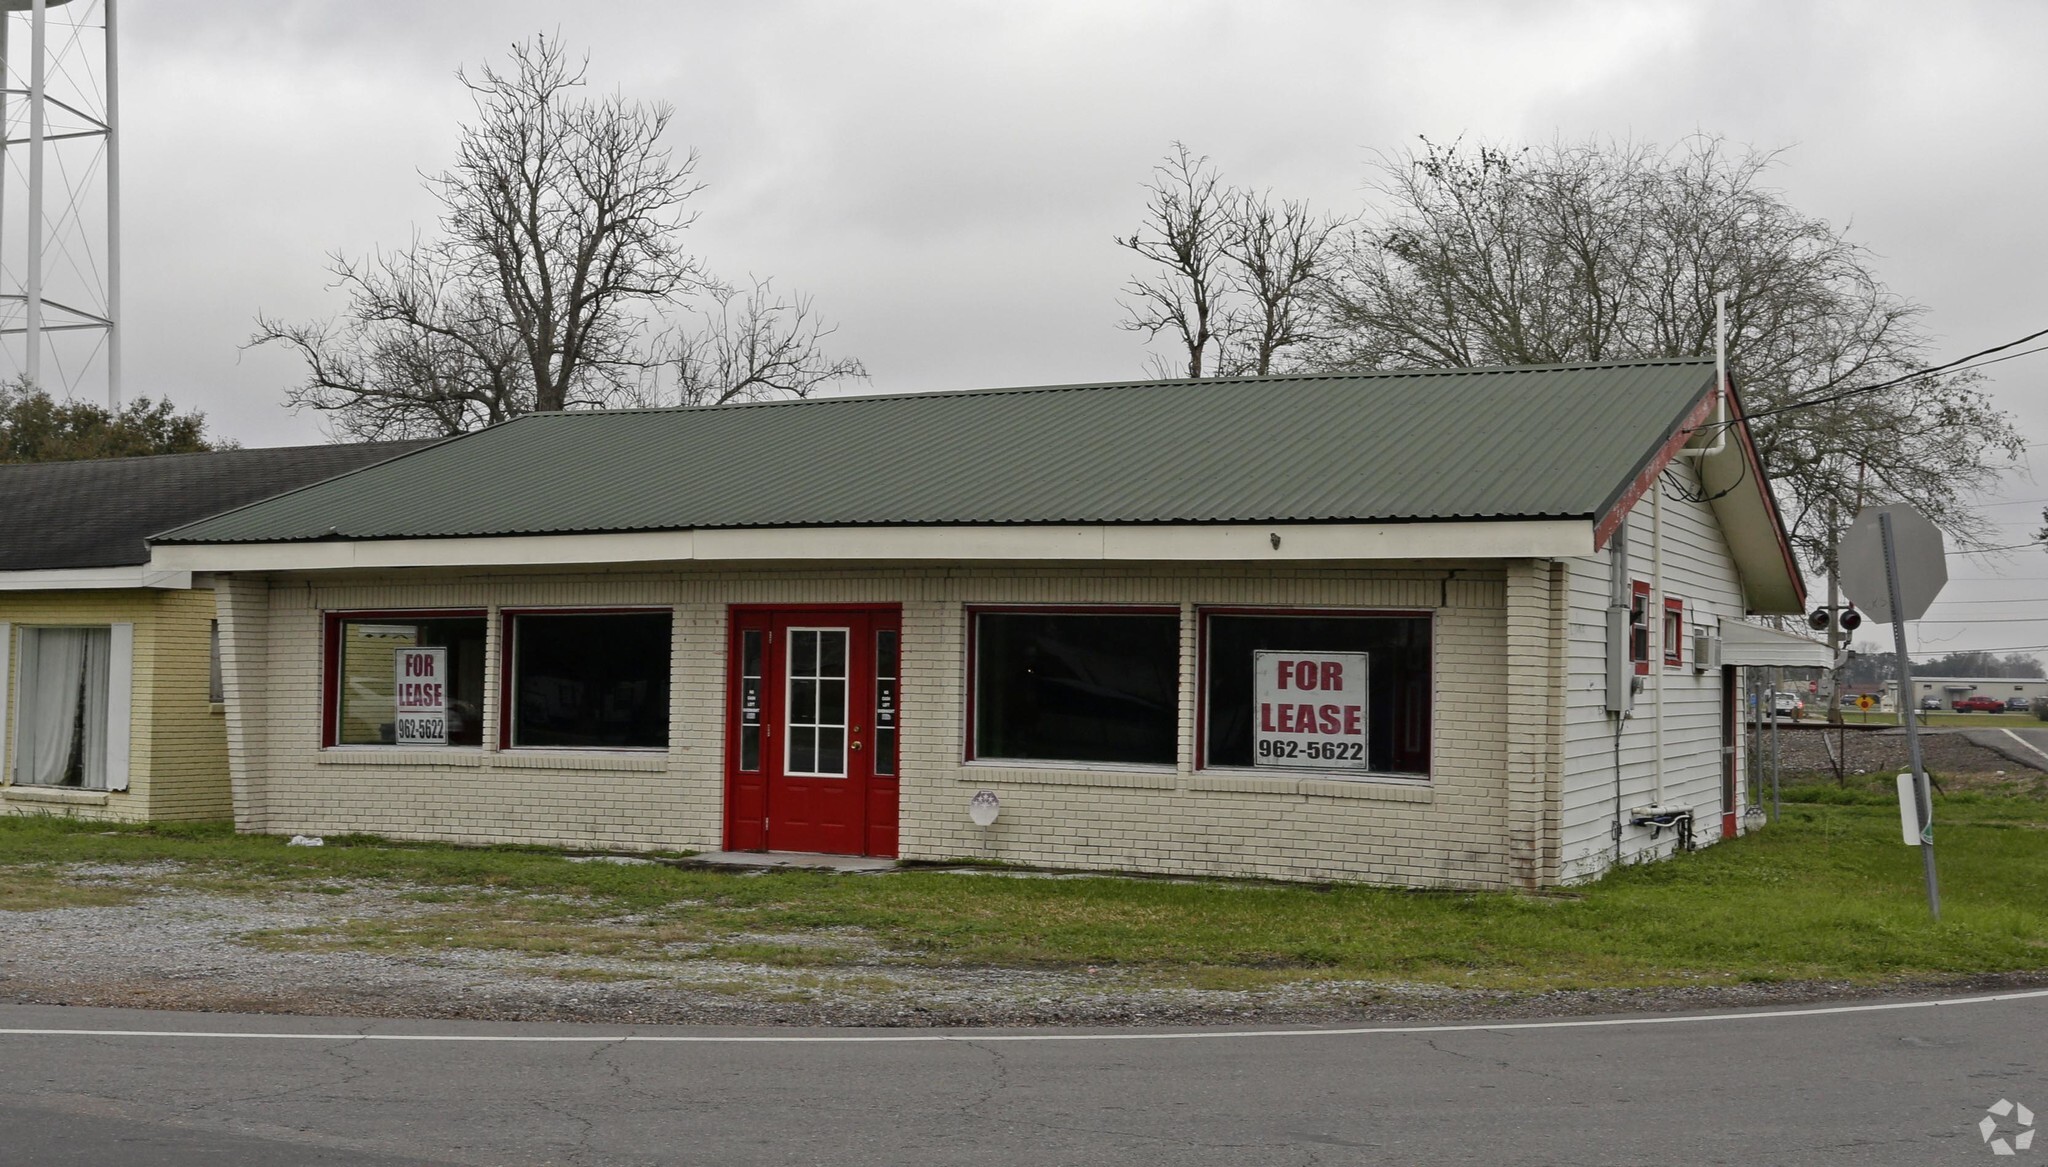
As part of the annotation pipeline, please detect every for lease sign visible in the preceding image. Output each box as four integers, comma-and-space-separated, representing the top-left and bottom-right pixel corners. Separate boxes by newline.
393, 647, 448, 746
1253, 650, 1369, 771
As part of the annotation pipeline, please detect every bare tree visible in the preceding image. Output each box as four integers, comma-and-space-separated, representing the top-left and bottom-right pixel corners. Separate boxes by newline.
253, 243, 534, 440
1316, 134, 2024, 567
1217, 189, 1345, 376
254, 36, 862, 438
1115, 144, 1233, 379
1116, 144, 1343, 379
670, 278, 868, 407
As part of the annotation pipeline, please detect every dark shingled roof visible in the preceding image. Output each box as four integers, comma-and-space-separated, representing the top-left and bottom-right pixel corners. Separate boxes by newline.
155, 360, 1717, 545
0, 441, 435, 571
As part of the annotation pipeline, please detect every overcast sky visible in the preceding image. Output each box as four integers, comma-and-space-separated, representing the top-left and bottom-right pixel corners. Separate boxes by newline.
68, 0, 2048, 659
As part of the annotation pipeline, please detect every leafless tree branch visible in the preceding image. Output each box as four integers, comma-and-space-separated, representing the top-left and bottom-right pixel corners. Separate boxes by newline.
1312, 133, 2024, 567
252, 35, 861, 436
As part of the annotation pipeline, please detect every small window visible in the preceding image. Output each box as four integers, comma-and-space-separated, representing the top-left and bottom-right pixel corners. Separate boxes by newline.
1663, 598, 1685, 667
970, 609, 1179, 766
330, 614, 486, 746
508, 611, 671, 750
1202, 611, 1432, 776
12, 626, 113, 788
1629, 582, 1651, 675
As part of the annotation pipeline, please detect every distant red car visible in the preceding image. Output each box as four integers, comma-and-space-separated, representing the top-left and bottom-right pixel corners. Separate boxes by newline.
1953, 696, 2007, 713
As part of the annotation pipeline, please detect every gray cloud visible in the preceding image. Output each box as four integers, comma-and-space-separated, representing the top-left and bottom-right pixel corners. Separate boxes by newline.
74, 0, 2048, 650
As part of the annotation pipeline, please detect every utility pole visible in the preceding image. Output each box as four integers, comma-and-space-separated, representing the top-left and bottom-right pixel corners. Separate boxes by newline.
1881, 510, 1940, 920
1839, 502, 1946, 921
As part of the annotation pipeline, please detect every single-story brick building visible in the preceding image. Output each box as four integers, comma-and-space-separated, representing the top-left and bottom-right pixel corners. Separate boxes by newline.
0, 442, 425, 821
149, 358, 1819, 886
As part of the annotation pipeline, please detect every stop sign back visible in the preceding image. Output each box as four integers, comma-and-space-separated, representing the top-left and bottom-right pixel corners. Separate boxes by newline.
1838, 504, 1947, 624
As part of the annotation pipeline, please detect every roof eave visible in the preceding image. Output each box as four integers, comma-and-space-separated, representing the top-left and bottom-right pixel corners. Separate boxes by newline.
1590, 371, 1806, 615
147, 518, 1600, 575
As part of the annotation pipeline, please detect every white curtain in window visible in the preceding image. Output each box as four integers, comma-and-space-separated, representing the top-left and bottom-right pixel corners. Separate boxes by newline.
78, 630, 111, 789
13, 627, 111, 789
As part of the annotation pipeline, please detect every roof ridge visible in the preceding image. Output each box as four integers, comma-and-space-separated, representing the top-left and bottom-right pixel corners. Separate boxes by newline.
501, 356, 1720, 421
0, 438, 424, 473
144, 435, 465, 544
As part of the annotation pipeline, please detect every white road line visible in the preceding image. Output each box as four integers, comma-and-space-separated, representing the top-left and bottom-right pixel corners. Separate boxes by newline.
2002, 728, 2048, 767
2, 988, 2046, 1045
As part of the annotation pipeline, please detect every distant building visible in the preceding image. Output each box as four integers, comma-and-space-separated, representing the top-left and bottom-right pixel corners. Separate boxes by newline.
1886, 677, 2048, 709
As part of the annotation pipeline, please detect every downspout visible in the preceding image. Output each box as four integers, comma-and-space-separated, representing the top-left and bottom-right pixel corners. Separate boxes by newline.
1608, 525, 1631, 864
1652, 483, 1665, 806
1681, 291, 1731, 462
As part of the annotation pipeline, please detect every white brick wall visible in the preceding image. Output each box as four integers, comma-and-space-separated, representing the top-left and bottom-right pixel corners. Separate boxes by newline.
219, 562, 1547, 888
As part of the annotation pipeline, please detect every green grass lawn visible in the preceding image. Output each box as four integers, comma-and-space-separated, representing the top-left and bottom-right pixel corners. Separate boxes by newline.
2, 787, 2045, 993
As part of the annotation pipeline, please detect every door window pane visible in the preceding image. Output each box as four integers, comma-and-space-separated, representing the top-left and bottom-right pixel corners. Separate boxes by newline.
13, 626, 112, 788
510, 612, 671, 749
874, 629, 898, 776
1203, 613, 1431, 775
972, 611, 1179, 766
739, 629, 763, 771
334, 617, 486, 746
786, 627, 848, 776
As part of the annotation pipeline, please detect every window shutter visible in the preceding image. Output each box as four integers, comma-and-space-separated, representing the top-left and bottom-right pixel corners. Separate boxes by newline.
105, 623, 133, 792
0, 622, 11, 775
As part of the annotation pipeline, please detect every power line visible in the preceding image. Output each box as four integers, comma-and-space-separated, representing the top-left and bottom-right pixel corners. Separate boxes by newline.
1924, 597, 2048, 607
1863, 612, 2048, 624
1962, 539, 2048, 554
1718, 325, 2048, 426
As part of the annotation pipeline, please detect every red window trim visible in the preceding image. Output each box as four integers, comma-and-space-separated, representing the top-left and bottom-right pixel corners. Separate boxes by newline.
498, 606, 676, 752
963, 604, 1182, 764
1629, 581, 1652, 676
1663, 597, 1686, 667
1194, 606, 1436, 776
322, 609, 488, 748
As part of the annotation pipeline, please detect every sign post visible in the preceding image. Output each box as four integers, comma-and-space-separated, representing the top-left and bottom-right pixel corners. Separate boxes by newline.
393, 646, 449, 747
1253, 650, 1370, 771
1839, 504, 1946, 920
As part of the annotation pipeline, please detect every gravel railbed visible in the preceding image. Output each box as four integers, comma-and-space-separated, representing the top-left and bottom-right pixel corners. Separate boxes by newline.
4, 862, 2044, 1027
1771, 725, 2044, 779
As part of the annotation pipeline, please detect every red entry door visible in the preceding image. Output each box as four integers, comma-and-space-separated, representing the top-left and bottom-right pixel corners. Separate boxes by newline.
726, 607, 900, 856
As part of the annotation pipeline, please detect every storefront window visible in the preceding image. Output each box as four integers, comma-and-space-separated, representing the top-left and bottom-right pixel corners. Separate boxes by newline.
508, 611, 671, 750
971, 609, 1179, 766
331, 615, 486, 747
1202, 611, 1431, 776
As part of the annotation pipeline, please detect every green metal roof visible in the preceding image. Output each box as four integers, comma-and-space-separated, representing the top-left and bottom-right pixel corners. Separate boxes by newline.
154, 359, 1716, 545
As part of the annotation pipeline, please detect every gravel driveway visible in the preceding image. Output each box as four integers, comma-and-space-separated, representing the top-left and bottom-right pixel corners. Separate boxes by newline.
5, 860, 2042, 1029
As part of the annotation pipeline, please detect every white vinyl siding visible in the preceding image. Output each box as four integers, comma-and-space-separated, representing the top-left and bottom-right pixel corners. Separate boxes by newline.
1560, 466, 1747, 882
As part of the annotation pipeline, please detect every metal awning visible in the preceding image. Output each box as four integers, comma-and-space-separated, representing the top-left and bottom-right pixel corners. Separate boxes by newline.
1720, 620, 1833, 667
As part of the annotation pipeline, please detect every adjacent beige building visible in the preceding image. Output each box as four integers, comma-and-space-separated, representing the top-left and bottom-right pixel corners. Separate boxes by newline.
0, 443, 426, 821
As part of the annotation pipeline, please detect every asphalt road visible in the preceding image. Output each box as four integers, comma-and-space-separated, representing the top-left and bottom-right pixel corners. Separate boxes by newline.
3, 992, 2044, 1166
1961, 724, 2048, 771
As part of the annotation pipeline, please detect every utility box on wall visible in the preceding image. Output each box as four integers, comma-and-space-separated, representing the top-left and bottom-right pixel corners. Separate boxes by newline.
1605, 604, 1633, 713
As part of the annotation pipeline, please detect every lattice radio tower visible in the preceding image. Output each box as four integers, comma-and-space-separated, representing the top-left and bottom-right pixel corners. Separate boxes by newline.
0, 0, 118, 407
